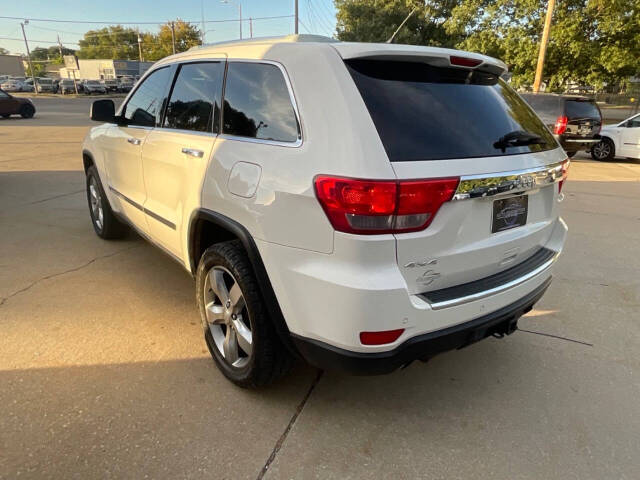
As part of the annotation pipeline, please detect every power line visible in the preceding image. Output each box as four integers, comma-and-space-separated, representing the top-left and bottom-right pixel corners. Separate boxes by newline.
0, 14, 294, 25
0, 35, 79, 45
309, 0, 334, 31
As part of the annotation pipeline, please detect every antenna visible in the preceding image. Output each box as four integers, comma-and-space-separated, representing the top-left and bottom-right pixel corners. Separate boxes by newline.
386, 7, 417, 44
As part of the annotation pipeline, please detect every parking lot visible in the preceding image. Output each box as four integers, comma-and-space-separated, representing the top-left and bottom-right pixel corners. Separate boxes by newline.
1, 97, 639, 479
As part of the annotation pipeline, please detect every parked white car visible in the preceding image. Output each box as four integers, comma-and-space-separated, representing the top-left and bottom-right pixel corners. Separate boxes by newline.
1, 79, 25, 92
82, 35, 568, 387
591, 112, 640, 161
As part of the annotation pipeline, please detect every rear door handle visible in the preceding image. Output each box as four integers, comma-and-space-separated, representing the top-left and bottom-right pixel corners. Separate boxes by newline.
127, 137, 141, 145
181, 147, 204, 158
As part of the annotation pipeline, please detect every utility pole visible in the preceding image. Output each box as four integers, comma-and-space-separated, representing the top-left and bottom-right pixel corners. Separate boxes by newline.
239, 3, 242, 40
249, 18, 253, 38
201, 0, 206, 44
57, 34, 64, 59
170, 22, 176, 55
533, 0, 555, 93
294, 0, 299, 34
20, 21, 37, 95
137, 31, 144, 62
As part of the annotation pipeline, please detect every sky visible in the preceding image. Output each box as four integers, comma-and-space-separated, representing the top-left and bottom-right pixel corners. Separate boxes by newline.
0, 0, 337, 55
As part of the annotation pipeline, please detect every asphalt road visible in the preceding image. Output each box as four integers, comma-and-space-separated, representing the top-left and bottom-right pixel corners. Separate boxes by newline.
1, 102, 639, 479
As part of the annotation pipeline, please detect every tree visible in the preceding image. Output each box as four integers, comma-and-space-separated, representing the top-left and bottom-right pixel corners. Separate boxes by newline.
445, 0, 640, 91
77, 26, 139, 60
142, 20, 202, 61
335, 0, 460, 46
334, 0, 640, 91
30, 46, 75, 64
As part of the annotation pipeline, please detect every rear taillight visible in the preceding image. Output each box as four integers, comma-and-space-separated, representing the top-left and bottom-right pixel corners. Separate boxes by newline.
558, 159, 570, 194
554, 115, 568, 135
314, 176, 459, 235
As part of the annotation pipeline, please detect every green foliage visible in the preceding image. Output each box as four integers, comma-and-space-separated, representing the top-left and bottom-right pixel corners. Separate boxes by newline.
335, 0, 461, 46
334, 0, 640, 90
30, 46, 75, 63
77, 20, 201, 62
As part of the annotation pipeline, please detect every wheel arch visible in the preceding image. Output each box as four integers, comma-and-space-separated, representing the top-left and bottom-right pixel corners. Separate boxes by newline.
188, 209, 300, 357
82, 149, 95, 173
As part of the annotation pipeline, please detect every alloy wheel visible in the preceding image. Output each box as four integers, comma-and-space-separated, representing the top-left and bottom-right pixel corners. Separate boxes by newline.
89, 177, 104, 231
203, 266, 252, 368
592, 141, 610, 160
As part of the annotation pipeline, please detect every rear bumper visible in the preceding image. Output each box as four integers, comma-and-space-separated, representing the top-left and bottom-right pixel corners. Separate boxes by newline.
292, 277, 551, 375
560, 137, 600, 151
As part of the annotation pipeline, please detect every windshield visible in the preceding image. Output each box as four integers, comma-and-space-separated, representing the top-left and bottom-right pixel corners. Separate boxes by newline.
346, 59, 557, 161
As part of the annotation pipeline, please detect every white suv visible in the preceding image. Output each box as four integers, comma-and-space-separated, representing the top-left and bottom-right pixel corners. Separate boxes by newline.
82, 35, 568, 387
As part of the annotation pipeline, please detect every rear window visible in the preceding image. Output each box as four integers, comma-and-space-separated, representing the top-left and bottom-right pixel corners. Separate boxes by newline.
565, 99, 600, 120
346, 60, 556, 161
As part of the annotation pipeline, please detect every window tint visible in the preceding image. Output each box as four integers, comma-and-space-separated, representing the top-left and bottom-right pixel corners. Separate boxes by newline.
346, 60, 557, 161
626, 115, 640, 128
164, 62, 224, 133
223, 62, 299, 142
0, 90, 9, 98
565, 100, 601, 120
123, 67, 171, 127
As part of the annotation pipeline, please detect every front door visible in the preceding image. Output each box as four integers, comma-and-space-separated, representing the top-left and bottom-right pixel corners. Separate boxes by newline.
142, 60, 225, 258
102, 66, 173, 233
0, 90, 20, 115
619, 114, 640, 159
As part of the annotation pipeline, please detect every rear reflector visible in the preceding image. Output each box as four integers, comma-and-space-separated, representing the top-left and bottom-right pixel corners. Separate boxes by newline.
558, 159, 570, 194
450, 55, 483, 68
554, 115, 568, 135
314, 176, 459, 234
360, 329, 404, 345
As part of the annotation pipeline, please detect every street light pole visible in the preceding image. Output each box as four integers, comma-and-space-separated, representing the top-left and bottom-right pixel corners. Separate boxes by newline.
239, 3, 242, 40
170, 21, 176, 55
20, 21, 37, 95
533, 0, 556, 93
137, 32, 144, 62
294, 0, 299, 34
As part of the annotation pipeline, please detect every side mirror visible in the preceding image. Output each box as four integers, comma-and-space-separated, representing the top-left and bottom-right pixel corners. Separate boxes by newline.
90, 99, 115, 122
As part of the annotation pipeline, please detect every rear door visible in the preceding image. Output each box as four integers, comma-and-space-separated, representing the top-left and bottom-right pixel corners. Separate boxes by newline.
563, 98, 602, 139
141, 60, 225, 258
345, 58, 566, 294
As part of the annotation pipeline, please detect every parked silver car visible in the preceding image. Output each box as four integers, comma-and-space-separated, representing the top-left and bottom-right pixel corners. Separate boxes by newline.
82, 80, 107, 95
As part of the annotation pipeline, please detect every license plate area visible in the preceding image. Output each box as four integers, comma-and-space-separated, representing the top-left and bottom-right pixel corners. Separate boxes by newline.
492, 195, 528, 233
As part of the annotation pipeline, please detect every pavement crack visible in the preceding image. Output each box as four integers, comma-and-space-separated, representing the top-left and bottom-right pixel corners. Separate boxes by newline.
0, 246, 138, 308
256, 369, 324, 480
517, 328, 593, 347
24, 189, 85, 206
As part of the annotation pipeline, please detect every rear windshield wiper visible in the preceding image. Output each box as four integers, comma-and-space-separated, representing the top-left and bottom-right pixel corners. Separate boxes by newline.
493, 130, 546, 152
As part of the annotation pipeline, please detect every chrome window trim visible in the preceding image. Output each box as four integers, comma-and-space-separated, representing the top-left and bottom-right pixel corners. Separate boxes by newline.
221, 58, 303, 147
452, 160, 567, 200
426, 252, 559, 310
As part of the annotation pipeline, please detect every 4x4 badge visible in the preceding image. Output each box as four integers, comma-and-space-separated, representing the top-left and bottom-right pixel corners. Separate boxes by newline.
404, 259, 437, 268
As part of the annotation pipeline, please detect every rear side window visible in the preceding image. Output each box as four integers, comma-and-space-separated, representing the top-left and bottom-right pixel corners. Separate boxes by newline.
123, 67, 171, 127
222, 62, 300, 143
565, 100, 601, 120
164, 62, 224, 133
346, 60, 557, 161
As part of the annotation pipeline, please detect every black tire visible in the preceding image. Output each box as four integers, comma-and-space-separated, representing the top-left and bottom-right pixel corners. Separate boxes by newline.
86, 165, 128, 239
591, 138, 615, 161
566, 151, 577, 158
196, 240, 292, 387
19, 104, 35, 119
1, 114, 9, 118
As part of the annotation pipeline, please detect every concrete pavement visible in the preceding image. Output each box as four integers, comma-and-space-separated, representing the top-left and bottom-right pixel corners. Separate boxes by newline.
0, 109, 639, 479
